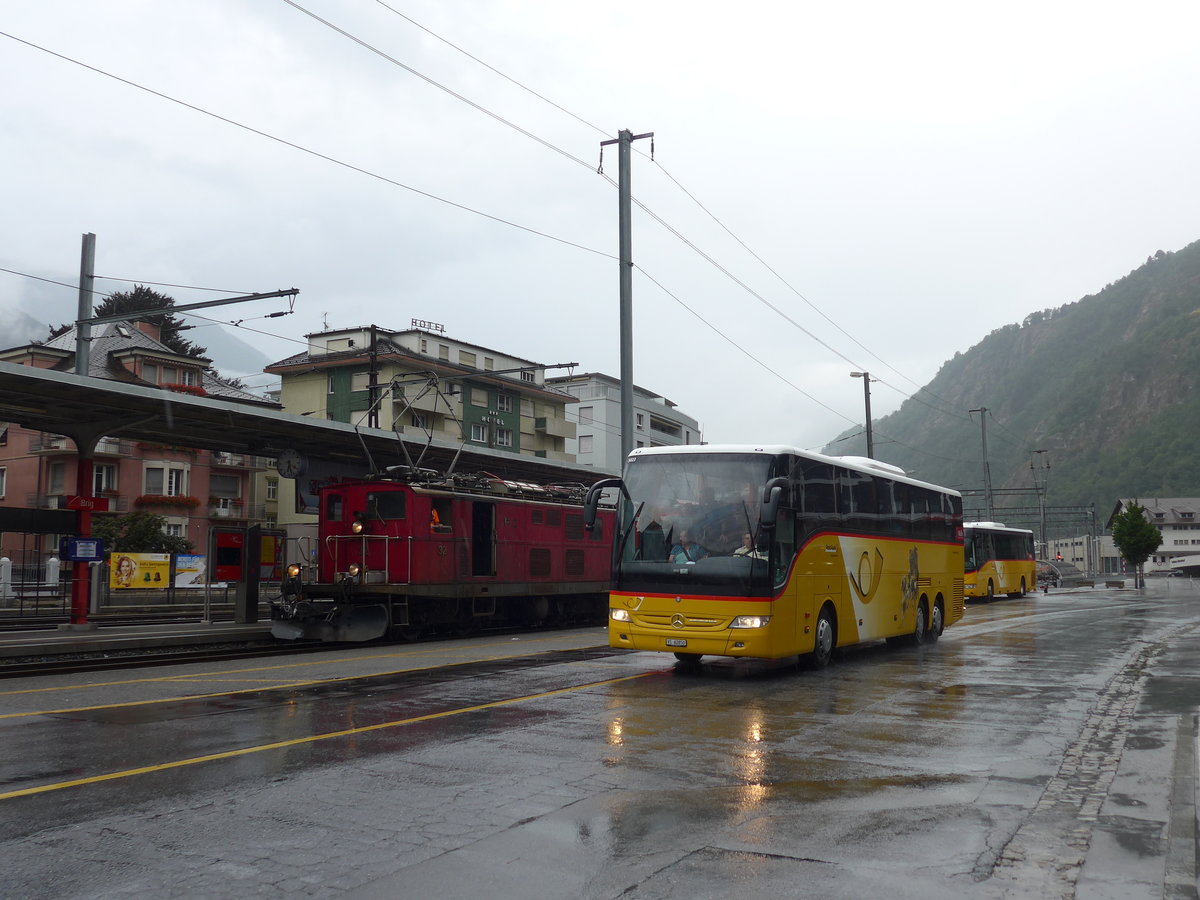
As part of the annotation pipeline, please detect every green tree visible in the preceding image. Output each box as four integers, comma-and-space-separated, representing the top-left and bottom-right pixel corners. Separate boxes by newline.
1109, 502, 1162, 588
92, 511, 192, 555
55, 285, 208, 357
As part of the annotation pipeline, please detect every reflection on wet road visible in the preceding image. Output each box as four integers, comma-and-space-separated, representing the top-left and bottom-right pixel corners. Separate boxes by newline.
1, 584, 1197, 899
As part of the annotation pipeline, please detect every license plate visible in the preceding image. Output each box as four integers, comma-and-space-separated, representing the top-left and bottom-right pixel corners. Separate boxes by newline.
665, 638, 687, 648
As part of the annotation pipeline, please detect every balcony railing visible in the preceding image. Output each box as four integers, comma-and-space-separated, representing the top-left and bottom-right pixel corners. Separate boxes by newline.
28, 435, 72, 452
212, 452, 250, 467
95, 438, 137, 456
534, 416, 576, 440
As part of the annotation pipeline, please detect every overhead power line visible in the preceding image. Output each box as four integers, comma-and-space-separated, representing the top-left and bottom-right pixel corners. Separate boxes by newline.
2, 20, 982, 465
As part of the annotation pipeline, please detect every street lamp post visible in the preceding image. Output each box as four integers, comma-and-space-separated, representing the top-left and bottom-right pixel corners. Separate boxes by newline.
850, 371, 874, 459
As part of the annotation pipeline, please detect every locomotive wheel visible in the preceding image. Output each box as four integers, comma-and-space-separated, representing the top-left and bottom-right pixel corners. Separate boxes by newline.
397, 624, 427, 642
451, 608, 478, 636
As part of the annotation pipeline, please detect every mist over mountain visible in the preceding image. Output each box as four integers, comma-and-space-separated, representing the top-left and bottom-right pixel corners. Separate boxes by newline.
824, 238, 1200, 523
3, 303, 275, 395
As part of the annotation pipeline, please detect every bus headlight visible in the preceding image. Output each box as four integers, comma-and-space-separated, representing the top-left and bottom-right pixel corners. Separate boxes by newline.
730, 615, 771, 629
610, 608, 631, 623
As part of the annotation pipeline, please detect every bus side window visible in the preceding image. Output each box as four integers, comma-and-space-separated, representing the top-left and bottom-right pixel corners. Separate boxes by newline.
800, 461, 837, 537
880, 479, 903, 536
911, 487, 932, 542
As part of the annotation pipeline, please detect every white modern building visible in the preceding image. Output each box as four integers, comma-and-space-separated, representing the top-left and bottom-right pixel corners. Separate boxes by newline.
1048, 497, 1200, 577
546, 372, 702, 473
1111, 497, 1200, 574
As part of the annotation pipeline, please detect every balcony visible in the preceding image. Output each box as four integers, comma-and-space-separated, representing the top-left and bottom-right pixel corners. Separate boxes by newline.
534, 416, 576, 440
208, 501, 246, 519
95, 437, 136, 456
28, 435, 72, 453
392, 390, 443, 414
211, 451, 254, 468
135, 494, 201, 512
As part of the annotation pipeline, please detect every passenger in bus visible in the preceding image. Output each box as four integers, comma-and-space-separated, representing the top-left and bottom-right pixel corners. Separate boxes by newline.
733, 533, 763, 559
670, 531, 708, 563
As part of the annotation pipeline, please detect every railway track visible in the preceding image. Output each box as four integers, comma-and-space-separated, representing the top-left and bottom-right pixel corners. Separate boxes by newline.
0, 640, 328, 678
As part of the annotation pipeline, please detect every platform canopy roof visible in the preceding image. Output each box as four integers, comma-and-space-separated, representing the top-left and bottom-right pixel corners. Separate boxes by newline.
0, 361, 614, 485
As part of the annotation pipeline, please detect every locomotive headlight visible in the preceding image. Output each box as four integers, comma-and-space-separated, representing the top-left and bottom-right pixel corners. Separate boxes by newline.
287, 563, 302, 578
351, 518, 364, 535
730, 615, 771, 629
347, 563, 361, 577
610, 608, 632, 623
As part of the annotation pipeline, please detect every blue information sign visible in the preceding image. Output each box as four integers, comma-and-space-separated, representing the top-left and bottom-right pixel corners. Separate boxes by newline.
60, 537, 106, 562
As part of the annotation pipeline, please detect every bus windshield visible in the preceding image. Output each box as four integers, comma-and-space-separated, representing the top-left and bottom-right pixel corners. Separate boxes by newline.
615, 451, 777, 593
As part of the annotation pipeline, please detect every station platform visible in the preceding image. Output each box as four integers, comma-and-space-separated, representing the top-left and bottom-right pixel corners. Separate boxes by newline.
0, 620, 276, 661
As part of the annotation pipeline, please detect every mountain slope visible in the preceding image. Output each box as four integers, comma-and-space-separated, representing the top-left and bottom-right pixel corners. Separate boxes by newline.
824, 239, 1200, 517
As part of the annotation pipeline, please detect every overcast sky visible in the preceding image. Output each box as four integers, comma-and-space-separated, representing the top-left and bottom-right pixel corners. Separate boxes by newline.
3, 1, 1198, 454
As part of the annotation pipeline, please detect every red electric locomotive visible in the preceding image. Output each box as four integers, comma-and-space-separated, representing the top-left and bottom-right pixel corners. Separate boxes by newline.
270, 469, 616, 642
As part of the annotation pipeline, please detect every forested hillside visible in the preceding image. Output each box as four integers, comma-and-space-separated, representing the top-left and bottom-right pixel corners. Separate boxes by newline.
823, 239, 1200, 518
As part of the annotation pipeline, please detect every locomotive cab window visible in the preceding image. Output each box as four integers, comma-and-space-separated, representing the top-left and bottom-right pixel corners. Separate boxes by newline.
431, 498, 453, 532
326, 493, 344, 522
365, 491, 407, 520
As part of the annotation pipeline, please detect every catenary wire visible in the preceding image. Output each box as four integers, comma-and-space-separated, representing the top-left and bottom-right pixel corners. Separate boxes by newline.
2, 25, 989, 462
0, 30, 613, 264
365, 3, 972, 423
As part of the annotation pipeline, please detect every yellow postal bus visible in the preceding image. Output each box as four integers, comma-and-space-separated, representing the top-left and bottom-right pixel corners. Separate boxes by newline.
963, 521, 1036, 599
585, 445, 964, 666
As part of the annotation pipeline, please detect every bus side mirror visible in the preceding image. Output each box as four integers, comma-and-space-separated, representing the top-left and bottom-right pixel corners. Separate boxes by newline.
584, 477, 624, 531
759, 477, 788, 529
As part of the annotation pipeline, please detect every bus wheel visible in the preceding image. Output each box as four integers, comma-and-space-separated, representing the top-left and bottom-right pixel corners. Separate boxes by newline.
1019, 577, 1027, 597
807, 606, 836, 668
928, 600, 944, 643
911, 599, 929, 646
673, 652, 703, 666
986, 580, 995, 600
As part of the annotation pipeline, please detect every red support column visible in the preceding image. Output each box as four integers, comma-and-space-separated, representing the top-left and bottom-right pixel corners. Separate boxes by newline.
70, 456, 95, 625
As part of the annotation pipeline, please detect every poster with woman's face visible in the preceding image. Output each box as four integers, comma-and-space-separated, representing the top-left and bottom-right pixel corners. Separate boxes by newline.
108, 552, 170, 589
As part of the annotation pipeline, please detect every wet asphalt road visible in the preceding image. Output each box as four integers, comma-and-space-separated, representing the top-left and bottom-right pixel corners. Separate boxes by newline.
0, 580, 1197, 899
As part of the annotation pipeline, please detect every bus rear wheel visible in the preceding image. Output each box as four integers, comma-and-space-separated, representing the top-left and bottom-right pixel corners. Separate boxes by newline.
927, 600, 944, 643
911, 599, 929, 646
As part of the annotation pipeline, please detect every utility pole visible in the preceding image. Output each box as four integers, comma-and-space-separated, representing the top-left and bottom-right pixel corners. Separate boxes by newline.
64, 231, 298, 627
368, 324, 379, 429
75, 232, 96, 376
850, 371, 874, 458
1031, 449, 1050, 558
600, 128, 653, 467
969, 407, 994, 520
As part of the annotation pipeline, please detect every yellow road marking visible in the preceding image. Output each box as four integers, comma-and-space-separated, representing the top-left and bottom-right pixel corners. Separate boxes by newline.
0, 638, 604, 724
0, 636, 601, 698
0, 671, 654, 801
0, 649, 620, 720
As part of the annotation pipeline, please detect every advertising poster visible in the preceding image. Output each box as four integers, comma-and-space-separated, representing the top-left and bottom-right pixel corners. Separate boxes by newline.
109, 552, 171, 589
258, 532, 285, 581
174, 554, 208, 588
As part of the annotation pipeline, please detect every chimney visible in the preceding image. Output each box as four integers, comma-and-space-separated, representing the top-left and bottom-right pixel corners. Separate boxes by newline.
134, 320, 162, 342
